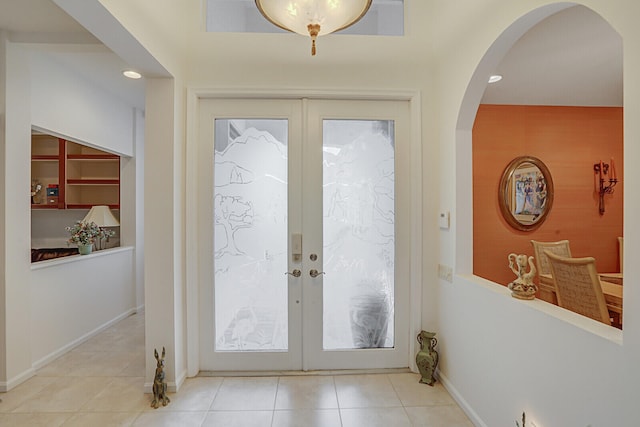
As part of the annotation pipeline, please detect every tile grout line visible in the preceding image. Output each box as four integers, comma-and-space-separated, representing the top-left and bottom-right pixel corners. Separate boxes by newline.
270, 376, 280, 427
332, 375, 346, 426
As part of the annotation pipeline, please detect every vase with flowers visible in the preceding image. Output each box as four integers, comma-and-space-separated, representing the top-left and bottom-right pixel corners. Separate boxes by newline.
65, 221, 102, 255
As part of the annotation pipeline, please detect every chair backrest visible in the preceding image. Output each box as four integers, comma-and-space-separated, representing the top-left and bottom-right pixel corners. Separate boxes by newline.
544, 250, 611, 325
530, 240, 572, 276
618, 236, 624, 273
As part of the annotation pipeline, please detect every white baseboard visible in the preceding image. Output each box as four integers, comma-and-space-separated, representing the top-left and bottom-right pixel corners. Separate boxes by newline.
437, 370, 487, 427
175, 367, 187, 391
144, 368, 188, 394
0, 367, 36, 392
31, 308, 137, 371
197, 367, 412, 377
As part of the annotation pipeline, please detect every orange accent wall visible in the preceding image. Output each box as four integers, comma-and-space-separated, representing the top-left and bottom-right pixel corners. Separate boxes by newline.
473, 105, 623, 286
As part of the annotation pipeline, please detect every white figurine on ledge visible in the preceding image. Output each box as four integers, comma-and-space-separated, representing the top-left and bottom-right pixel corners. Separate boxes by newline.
507, 253, 538, 300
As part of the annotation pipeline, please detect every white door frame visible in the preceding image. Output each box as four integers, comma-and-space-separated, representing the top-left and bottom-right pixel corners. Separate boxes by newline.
185, 89, 423, 376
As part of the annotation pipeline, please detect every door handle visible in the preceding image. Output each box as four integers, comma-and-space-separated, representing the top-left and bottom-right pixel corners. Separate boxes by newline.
285, 269, 301, 278
309, 269, 325, 278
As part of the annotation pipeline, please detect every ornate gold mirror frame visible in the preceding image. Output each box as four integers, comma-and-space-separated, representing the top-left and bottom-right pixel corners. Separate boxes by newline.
498, 156, 554, 231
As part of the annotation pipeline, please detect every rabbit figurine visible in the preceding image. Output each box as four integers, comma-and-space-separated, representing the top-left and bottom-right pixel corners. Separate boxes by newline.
151, 347, 170, 408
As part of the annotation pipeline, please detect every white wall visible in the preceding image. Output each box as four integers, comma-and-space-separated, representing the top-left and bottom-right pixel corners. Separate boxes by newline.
0, 32, 8, 384
30, 248, 135, 366
30, 53, 134, 157
439, 2, 639, 426
0, 40, 139, 390
143, 77, 184, 392
31, 209, 89, 248
82, 0, 640, 424
123, 107, 145, 311
2, 39, 35, 391
31, 208, 122, 248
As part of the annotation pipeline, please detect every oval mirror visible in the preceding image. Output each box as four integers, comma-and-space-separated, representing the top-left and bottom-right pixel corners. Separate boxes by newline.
498, 156, 554, 231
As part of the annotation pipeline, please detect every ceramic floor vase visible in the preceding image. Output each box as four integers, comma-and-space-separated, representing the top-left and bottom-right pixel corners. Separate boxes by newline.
416, 330, 439, 386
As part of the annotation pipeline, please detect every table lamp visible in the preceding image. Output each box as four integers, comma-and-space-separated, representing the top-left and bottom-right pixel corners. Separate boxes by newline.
82, 205, 119, 250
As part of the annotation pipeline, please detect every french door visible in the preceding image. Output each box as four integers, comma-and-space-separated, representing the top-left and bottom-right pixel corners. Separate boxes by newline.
197, 98, 411, 371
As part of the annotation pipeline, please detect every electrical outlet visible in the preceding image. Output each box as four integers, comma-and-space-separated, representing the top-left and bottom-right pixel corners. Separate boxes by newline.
438, 264, 453, 283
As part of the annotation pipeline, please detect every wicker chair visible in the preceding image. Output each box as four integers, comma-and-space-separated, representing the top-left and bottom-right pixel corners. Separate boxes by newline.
530, 240, 572, 303
598, 237, 624, 285
544, 250, 611, 325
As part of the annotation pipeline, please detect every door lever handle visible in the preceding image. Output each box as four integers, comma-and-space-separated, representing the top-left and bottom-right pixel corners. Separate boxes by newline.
285, 269, 301, 278
309, 269, 325, 278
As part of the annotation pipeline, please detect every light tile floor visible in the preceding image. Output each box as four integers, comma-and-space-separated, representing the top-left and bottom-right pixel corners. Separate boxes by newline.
0, 312, 473, 426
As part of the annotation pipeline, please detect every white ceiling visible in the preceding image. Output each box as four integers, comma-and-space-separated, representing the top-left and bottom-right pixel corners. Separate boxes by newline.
0, 0, 147, 110
0, 0, 88, 34
0, 2, 624, 110
481, 5, 623, 106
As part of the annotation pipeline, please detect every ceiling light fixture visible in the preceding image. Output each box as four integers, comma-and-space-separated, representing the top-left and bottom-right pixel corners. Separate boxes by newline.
255, 0, 372, 56
123, 70, 142, 79
488, 74, 503, 83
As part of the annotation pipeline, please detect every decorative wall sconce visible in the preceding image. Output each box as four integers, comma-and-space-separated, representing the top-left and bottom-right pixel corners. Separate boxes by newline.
594, 158, 618, 215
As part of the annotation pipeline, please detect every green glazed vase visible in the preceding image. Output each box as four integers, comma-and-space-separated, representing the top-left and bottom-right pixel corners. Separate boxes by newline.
78, 244, 93, 255
416, 331, 439, 386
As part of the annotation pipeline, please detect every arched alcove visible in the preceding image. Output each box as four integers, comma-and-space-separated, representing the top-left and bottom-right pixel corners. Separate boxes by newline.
455, 3, 623, 289
439, 4, 633, 425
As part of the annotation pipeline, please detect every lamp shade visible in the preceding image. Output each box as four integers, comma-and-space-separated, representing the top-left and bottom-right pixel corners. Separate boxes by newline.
82, 205, 120, 227
255, 0, 372, 55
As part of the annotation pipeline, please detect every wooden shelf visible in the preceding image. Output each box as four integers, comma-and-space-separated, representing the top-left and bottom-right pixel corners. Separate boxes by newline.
31, 204, 59, 210
31, 135, 64, 208
31, 135, 120, 210
67, 179, 120, 185
67, 154, 119, 160
32, 155, 60, 161
66, 204, 120, 210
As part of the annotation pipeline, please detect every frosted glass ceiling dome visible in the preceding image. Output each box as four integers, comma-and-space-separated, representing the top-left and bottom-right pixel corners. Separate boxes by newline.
255, 0, 373, 55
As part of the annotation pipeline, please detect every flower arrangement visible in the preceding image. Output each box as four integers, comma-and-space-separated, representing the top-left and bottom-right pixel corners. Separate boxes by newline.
65, 221, 103, 246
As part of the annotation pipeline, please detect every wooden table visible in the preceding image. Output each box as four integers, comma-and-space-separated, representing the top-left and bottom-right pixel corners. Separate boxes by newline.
599, 272, 623, 285
601, 280, 622, 316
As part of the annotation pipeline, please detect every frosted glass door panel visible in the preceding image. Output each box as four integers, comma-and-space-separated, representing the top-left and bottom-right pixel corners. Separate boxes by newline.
214, 119, 288, 351
199, 98, 410, 371
322, 120, 395, 350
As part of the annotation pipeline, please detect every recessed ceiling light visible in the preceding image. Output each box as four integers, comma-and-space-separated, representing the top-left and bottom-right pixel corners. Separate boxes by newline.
488, 75, 503, 83
123, 70, 142, 79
